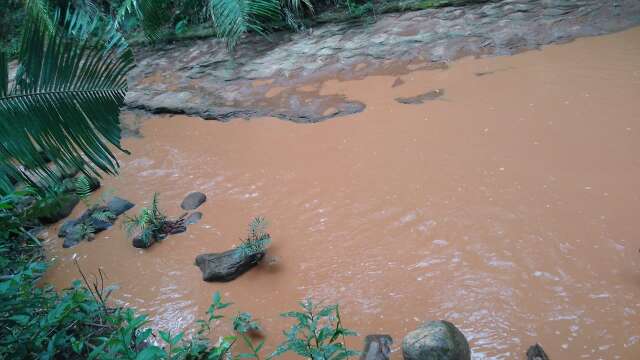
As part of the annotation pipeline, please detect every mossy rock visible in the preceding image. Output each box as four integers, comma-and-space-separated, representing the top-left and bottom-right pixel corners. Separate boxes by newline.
402, 320, 470, 360
30, 193, 80, 224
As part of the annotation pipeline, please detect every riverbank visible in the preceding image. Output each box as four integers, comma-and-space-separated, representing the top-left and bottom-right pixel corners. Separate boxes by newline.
126, 0, 640, 123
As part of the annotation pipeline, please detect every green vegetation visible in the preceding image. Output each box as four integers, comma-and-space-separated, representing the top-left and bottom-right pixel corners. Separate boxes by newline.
271, 300, 359, 360
123, 192, 168, 246
0, 1, 133, 195
1, 189, 357, 358
237, 216, 272, 257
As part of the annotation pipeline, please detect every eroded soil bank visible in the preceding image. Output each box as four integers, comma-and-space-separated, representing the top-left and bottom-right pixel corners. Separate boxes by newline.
44, 28, 640, 359
126, 0, 640, 123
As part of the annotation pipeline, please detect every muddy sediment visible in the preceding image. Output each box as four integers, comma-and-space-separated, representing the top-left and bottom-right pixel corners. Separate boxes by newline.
126, 0, 640, 122
46, 28, 640, 359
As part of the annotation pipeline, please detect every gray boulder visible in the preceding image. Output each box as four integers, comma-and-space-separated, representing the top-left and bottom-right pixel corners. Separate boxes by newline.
361, 335, 393, 360
181, 192, 206, 210
402, 321, 470, 360
106, 196, 135, 215
195, 248, 264, 282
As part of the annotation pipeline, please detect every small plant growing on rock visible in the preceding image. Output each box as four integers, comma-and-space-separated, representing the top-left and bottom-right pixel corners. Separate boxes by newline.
123, 192, 167, 247
270, 300, 360, 360
237, 217, 271, 257
124, 193, 186, 248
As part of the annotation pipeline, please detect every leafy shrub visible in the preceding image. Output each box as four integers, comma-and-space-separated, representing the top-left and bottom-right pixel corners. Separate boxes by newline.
270, 300, 360, 360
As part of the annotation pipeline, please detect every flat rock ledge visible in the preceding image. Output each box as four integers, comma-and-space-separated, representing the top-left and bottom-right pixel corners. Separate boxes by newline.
195, 248, 265, 282
127, 0, 640, 123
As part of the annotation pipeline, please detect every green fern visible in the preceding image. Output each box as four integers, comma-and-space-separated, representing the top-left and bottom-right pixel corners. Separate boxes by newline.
91, 208, 116, 223
238, 216, 271, 257
74, 175, 93, 206
123, 192, 166, 246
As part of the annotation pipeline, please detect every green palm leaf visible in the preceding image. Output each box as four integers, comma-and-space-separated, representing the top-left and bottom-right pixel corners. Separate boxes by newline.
114, 0, 172, 41
0, 9, 135, 193
209, 0, 281, 49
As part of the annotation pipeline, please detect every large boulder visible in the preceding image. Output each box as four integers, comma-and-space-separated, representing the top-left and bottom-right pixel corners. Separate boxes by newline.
58, 219, 80, 237
181, 192, 206, 210
402, 321, 470, 360
361, 335, 393, 360
195, 248, 265, 282
106, 196, 135, 216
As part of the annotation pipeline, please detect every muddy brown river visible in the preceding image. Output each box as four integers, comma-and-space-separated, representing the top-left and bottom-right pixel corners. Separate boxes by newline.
43, 28, 640, 359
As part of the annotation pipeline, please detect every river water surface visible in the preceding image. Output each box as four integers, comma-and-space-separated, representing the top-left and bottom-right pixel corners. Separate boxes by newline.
43, 28, 640, 359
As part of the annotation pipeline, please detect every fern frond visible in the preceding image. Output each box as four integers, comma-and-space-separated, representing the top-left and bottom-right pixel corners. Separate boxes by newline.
91, 208, 116, 222
74, 175, 92, 201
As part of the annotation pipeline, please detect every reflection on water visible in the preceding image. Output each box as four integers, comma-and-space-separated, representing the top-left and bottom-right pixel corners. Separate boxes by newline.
43, 28, 640, 359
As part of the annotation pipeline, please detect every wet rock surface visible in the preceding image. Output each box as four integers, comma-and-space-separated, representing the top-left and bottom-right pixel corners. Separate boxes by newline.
185, 211, 202, 225
402, 320, 470, 360
396, 89, 445, 104
181, 192, 206, 210
127, 0, 640, 123
59, 197, 135, 248
195, 248, 265, 282
360, 335, 393, 360
526, 344, 550, 360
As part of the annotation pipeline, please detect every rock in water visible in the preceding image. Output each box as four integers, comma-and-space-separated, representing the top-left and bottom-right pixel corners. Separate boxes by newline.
58, 219, 79, 237
185, 211, 203, 225
34, 194, 80, 224
181, 192, 207, 210
402, 321, 470, 360
106, 197, 135, 215
195, 248, 264, 282
360, 335, 393, 360
526, 344, 550, 360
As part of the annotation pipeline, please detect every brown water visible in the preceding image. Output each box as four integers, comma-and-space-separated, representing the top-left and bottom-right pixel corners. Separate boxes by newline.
43, 28, 640, 359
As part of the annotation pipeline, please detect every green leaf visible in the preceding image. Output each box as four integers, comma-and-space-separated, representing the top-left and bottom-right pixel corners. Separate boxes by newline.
0, 6, 134, 193
208, 0, 281, 49
135, 345, 167, 360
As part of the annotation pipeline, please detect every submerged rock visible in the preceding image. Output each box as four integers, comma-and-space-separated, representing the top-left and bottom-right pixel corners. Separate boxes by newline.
185, 211, 203, 225
396, 89, 445, 105
181, 192, 207, 210
195, 248, 265, 282
360, 335, 393, 360
402, 320, 470, 360
526, 344, 550, 360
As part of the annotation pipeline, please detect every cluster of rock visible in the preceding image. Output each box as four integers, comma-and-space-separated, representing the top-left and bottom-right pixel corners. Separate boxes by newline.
59, 197, 135, 248
363, 321, 549, 360
131, 191, 206, 248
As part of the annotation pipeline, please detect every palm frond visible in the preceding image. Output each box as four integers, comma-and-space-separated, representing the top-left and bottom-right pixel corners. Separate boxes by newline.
209, 0, 281, 49
114, 0, 172, 40
24, 0, 55, 34
0, 8, 134, 193
0, 50, 7, 97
